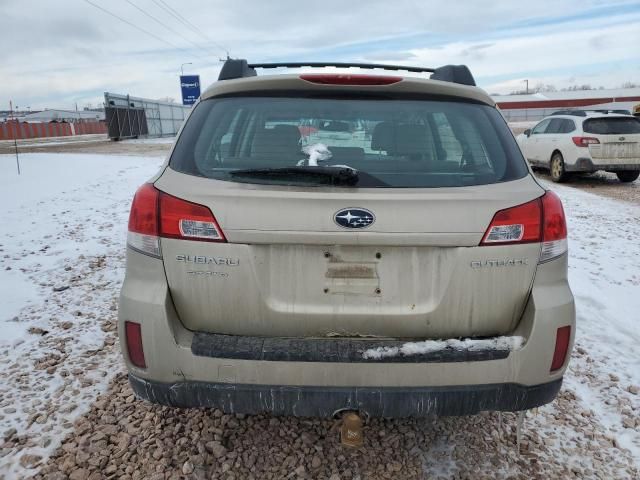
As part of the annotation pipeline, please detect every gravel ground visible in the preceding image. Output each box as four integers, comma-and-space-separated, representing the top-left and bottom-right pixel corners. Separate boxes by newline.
25, 369, 639, 480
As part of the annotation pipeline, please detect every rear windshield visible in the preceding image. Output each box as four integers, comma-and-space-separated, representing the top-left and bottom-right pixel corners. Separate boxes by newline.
583, 117, 640, 135
170, 96, 528, 188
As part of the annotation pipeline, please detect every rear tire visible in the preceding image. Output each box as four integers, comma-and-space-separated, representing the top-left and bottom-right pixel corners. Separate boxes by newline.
616, 171, 640, 183
550, 153, 567, 183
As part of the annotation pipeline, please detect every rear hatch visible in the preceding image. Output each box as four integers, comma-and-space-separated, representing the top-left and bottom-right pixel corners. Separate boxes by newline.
156, 80, 545, 339
583, 116, 640, 164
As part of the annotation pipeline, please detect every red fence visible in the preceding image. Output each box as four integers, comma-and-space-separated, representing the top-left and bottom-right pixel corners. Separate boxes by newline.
496, 95, 640, 110
0, 120, 107, 140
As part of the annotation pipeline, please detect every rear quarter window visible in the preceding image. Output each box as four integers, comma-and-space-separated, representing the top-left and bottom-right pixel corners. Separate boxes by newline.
170, 96, 529, 188
561, 119, 576, 133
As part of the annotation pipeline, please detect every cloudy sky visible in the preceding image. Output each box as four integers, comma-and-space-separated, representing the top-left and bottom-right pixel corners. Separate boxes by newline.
1, 0, 639, 110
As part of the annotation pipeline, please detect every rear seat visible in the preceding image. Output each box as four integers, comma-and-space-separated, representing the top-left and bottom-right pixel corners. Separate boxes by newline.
371, 122, 435, 162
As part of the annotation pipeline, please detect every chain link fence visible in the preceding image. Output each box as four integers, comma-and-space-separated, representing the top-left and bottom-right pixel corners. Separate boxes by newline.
104, 92, 190, 139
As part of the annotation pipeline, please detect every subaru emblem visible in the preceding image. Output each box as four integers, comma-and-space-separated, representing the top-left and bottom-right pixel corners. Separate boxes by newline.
334, 208, 375, 229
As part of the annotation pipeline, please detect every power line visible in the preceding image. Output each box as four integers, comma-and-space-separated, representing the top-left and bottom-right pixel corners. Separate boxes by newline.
124, 0, 214, 58
150, 0, 229, 57
157, 0, 209, 40
82, 0, 203, 60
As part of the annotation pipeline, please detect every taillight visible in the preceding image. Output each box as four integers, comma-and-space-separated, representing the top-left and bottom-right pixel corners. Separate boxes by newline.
125, 321, 146, 368
540, 190, 568, 262
480, 191, 568, 263
127, 183, 160, 257
159, 192, 226, 242
127, 183, 226, 257
480, 198, 542, 245
572, 136, 600, 147
550, 325, 571, 372
300, 74, 402, 85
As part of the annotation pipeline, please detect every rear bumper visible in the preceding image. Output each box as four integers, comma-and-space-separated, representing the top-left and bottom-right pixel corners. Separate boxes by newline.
129, 373, 562, 417
567, 157, 640, 172
119, 249, 575, 417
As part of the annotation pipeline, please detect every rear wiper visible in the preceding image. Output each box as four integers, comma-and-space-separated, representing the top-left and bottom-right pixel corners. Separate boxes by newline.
229, 166, 359, 186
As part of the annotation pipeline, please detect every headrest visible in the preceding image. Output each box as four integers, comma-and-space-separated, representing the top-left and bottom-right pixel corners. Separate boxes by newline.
371, 122, 431, 155
392, 124, 430, 154
252, 125, 301, 157
371, 122, 394, 151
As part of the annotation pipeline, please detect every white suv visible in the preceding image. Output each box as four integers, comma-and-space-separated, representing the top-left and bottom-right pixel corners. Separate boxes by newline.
516, 111, 640, 183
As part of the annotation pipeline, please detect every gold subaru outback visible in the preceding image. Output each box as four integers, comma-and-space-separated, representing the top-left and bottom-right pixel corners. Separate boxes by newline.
118, 59, 575, 417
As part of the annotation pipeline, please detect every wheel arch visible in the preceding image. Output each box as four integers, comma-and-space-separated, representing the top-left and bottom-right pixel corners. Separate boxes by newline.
550, 149, 563, 162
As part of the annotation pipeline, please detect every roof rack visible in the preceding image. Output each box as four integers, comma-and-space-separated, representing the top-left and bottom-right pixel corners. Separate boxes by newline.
551, 109, 632, 117
550, 110, 588, 117
217, 59, 476, 86
248, 62, 435, 73
591, 109, 631, 115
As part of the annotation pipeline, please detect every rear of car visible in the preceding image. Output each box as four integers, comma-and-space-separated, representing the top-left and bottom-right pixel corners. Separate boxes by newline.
118, 62, 575, 417
518, 112, 640, 182
579, 115, 640, 181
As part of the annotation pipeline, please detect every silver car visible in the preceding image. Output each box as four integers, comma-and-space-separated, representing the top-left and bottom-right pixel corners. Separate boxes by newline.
119, 60, 575, 417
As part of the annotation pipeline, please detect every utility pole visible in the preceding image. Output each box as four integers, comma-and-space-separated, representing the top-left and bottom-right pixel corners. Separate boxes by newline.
9, 100, 20, 175
524, 79, 529, 95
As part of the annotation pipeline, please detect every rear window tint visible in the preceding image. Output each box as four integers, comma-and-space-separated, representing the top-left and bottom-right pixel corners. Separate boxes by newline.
583, 117, 640, 135
170, 96, 528, 188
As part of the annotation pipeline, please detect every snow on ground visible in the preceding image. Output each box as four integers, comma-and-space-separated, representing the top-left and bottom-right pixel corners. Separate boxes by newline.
0, 153, 163, 476
0, 136, 107, 149
507, 121, 537, 129
0, 153, 638, 478
508, 121, 537, 134
0, 134, 175, 151
550, 180, 640, 461
0, 134, 106, 148
125, 136, 176, 145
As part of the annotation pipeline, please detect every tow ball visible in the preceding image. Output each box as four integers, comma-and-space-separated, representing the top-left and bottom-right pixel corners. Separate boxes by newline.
339, 411, 364, 448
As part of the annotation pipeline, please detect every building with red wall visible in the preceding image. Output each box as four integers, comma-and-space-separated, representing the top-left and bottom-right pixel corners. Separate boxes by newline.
492, 88, 640, 122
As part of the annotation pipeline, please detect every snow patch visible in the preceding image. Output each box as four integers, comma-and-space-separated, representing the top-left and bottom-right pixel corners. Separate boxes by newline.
363, 336, 525, 360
